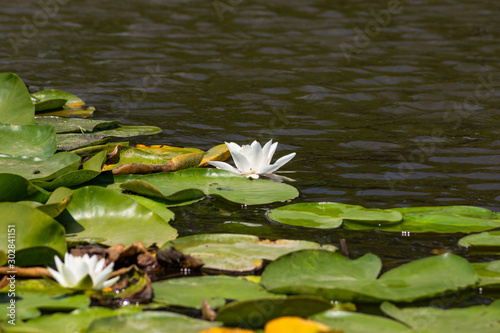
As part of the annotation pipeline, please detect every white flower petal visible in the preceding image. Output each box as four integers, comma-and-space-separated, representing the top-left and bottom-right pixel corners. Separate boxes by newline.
259, 152, 296, 175
224, 143, 252, 173
207, 161, 243, 175
247, 173, 260, 179
99, 276, 120, 290
47, 267, 69, 288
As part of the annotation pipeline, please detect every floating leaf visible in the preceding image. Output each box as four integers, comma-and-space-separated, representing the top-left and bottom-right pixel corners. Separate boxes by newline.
134, 144, 204, 159
0, 123, 56, 158
267, 202, 402, 229
0, 72, 35, 125
0, 292, 89, 323
87, 311, 221, 333
265, 316, 337, 333
58, 186, 177, 246
310, 309, 411, 333
121, 168, 299, 205
472, 260, 500, 288
161, 234, 336, 273
153, 276, 283, 309
70, 142, 129, 156
0, 173, 49, 203
32, 89, 95, 117
381, 301, 500, 333
0, 152, 81, 181
127, 194, 175, 222
32, 151, 105, 190
215, 296, 332, 329
200, 143, 230, 167
260, 250, 477, 303
0, 202, 67, 266
36, 116, 120, 133
19, 187, 73, 218
459, 231, 500, 252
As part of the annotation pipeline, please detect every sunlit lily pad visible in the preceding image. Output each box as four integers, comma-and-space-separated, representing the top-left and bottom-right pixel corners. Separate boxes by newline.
87, 311, 221, 333
58, 186, 177, 246
260, 250, 477, 303
71, 142, 129, 156
267, 202, 402, 229
19, 187, 73, 218
0, 173, 49, 202
153, 276, 284, 309
121, 168, 299, 205
31, 151, 105, 190
134, 144, 204, 159
200, 143, 230, 167
0, 202, 67, 266
459, 231, 500, 252
310, 309, 411, 333
215, 296, 332, 329
36, 116, 120, 133
0, 152, 81, 181
161, 234, 336, 273
32, 89, 95, 118
0, 123, 56, 158
472, 260, 500, 288
0, 72, 35, 125
380, 301, 500, 333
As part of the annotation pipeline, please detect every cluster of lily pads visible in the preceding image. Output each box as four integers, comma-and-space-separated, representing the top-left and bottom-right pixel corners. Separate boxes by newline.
1, 72, 500, 332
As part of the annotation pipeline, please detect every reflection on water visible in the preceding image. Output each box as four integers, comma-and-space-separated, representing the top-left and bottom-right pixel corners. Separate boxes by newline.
1, 0, 500, 267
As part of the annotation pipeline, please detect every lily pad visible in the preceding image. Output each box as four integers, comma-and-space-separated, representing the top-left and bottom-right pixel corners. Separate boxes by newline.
260, 250, 477, 303
381, 301, 500, 333
134, 144, 204, 159
121, 168, 299, 205
0, 123, 56, 158
153, 276, 284, 309
32, 89, 96, 117
459, 231, 500, 252
472, 260, 500, 288
36, 116, 120, 133
3, 306, 141, 333
126, 195, 175, 222
0, 152, 81, 181
0, 73, 35, 125
0, 173, 49, 202
267, 203, 402, 229
200, 143, 231, 167
57, 125, 161, 151
58, 186, 177, 246
161, 234, 336, 273
0, 202, 67, 266
87, 311, 221, 333
215, 296, 332, 329
71, 142, 129, 156
31, 151, 105, 190
310, 309, 411, 333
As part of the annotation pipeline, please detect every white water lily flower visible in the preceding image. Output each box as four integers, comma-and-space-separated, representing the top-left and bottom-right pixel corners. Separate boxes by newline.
208, 140, 296, 179
48, 253, 119, 290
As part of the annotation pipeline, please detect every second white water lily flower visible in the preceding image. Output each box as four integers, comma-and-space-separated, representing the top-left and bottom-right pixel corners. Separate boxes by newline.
47, 253, 119, 290
208, 140, 296, 179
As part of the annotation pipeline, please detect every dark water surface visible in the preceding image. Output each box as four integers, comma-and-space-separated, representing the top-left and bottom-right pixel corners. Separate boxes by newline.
2, 0, 500, 285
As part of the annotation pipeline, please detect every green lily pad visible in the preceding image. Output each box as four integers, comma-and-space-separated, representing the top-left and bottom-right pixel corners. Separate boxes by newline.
161, 233, 336, 273
28, 187, 73, 218
3, 306, 141, 333
459, 231, 500, 252
0, 73, 35, 125
310, 309, 411, 333
260, 250, 477, 303
36, 116, 120, 133
87, 311, 221, 333
472, 260, 500, 288
33, 98, 67, 112
58, 186, 177, 246
57, 125, 161, 151
134, 144, 204, 159
0, 124, 56, 158
127, 195, 174, 222
102, 146, 172, 170
120, 168, 299, 205
32, 89, 95, 117
381, 301, 500, 333
0, 292, 89, 325
31, 151, 105, 190
0, 173, 49, 202
70, 142, 129, 156
0, 152, 81, 181
215, 296, 332, 329
0, 202, 67, 266
267, 202, 402, 229
153, 275, 284, 309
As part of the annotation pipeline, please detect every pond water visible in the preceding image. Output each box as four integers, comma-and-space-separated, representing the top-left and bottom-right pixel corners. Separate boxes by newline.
2, 0, 500, 278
